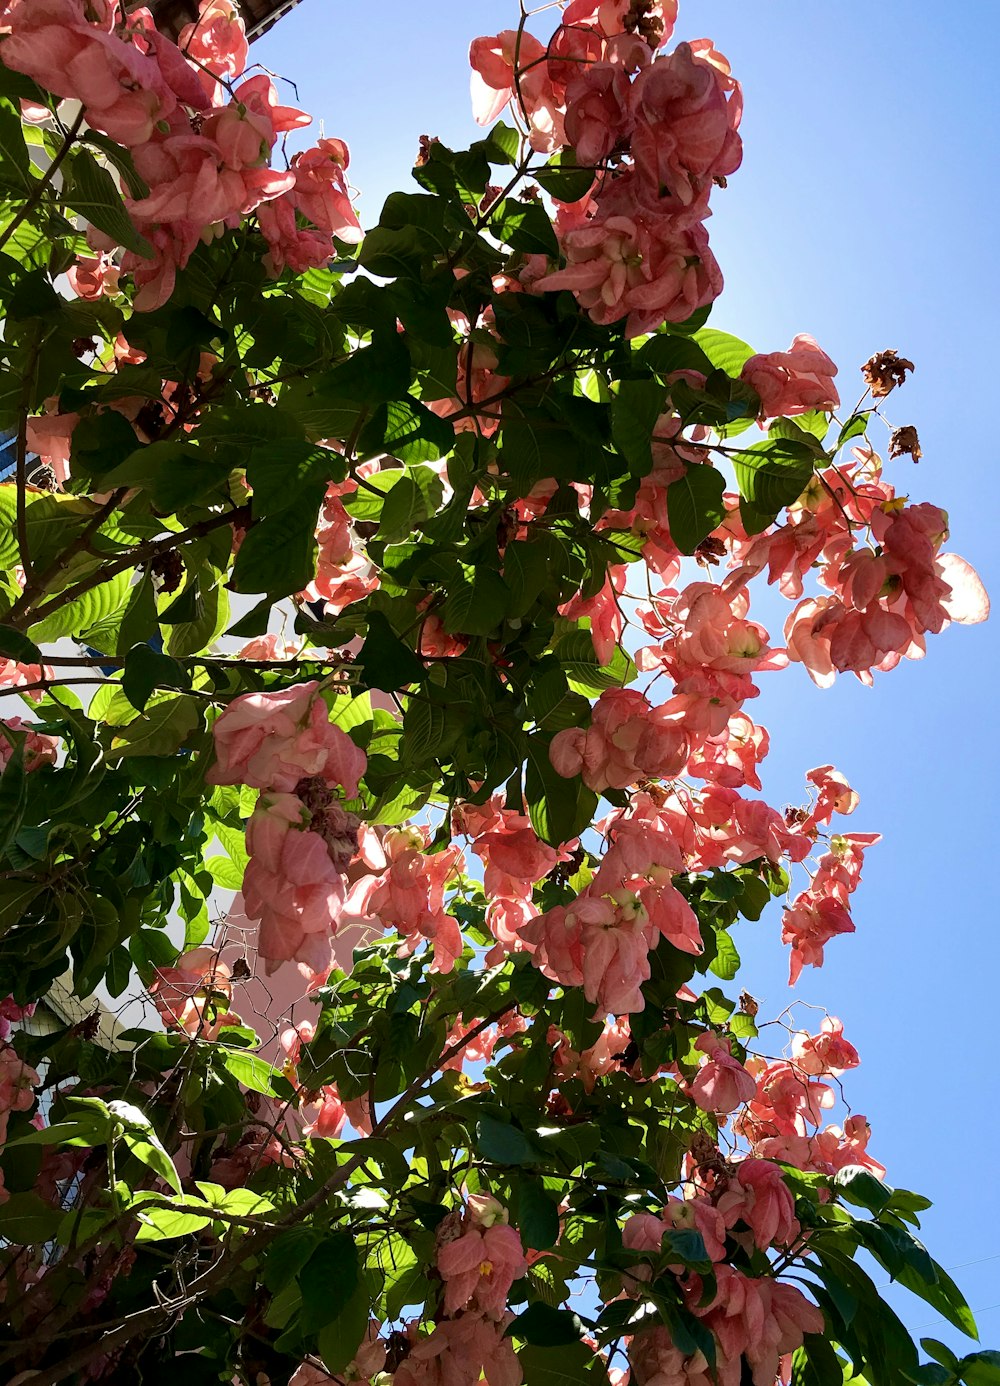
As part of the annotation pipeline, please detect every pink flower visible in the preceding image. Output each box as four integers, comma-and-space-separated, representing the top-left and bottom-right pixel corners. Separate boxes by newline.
25, 407, 79, 485
688, 1032, 756, 1116
541, 213, 723, 338
0, 1045, 39, 1114
564, 62, 633, 164
0, 716, 59, 772
741, 335, 840, 419
178, 0, 249, 101
437, 1219, 528, 1320
550, 688, 688, 793
629, 40, 743, 213
0, 655, 51, 702
66, 253, 120, 300
781, 891, 855, 984
148, 947, 238, 1041
207, 681, 365, 796
716, 1160, 799, 1250
242, 792, 354, 980
790, 1017, 860, 1077
394, 1313, 522, 1386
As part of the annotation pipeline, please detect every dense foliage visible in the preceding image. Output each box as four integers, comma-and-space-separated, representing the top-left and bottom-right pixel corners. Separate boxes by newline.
0, 2, 991, 1384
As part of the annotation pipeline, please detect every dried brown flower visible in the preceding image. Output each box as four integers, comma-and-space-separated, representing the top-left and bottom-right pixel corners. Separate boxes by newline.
861, 349, 915, 399
888, 425, 922, 463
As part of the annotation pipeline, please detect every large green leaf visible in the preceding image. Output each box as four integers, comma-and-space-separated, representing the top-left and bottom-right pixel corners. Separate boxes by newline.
666, 464, 726, 553
65, 149, 152, 257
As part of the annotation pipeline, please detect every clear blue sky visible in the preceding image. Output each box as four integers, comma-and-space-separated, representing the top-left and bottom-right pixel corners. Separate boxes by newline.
259, 2, 1000, 1350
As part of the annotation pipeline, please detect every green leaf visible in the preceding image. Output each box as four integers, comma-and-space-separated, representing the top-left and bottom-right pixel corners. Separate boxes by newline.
535, 149, 596, 203
378, 464, 445, 543
504, 540, 551, 618
791, 1338, 851, 1386
0, 626, 41, 664
515, 1176, 560, 1251
115, 571, 159, 658
960, 1352, 1000, 1386
65, 149, 152, 257
0, 1191, 63, 1245
358, 611, 426, 692
526, 733, 598, 847
555, 629, 636, 695
218, 1050, 287, 1099
518, 1342, 610, 1386
299, 1233, 359, 1333
121, 1129, 182, 1194
510, 1303, 584, 1346
833, 1166, 892, 1215
0, 735, 26, 854
29, 568, 132, 645
108, 694, 201, 759
122, 643, 190, 712
441, 565, 510, 637
666, 465, 726, 553
476, 1114, 542, 1166
492, 199, 559, 255
611, 378, 665, 474
733, 438, 816, 525
693, 328, 755, 377
163, 574, 229, 658
135, 1202, 212, 1241
230, 500, 322, 598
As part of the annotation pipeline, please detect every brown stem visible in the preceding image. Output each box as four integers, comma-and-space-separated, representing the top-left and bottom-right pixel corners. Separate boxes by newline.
7, 503, 251, 630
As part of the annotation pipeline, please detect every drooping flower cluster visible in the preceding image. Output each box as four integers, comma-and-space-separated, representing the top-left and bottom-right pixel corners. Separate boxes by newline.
471, 5, 738, 335
0, 0, 361, 310
208, 682, 365, 981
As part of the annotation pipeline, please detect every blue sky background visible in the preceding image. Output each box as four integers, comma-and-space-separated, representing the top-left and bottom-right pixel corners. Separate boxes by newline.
258, 2, 1000, 1352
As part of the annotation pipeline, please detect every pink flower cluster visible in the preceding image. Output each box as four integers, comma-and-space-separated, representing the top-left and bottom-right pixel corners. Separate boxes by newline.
302, 480, 379, 616
436, 1195, 528, 1320
0, 0, 361, 311
470, 7, 738, 335
523, 795, 700, 1015
623, 1166, 819, 1386
346, 826, 465, 973
457, 796, 568, 964
550, 687, 688, 792
208, 682, 366, 982
734, 1016, 884, 1181
740, 334, 840, 418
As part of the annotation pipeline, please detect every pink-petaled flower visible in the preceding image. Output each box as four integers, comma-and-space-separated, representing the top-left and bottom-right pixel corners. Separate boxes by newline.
541, 213, 723, 338
236, 633, 301, 662
66, 253, 120, 300
629, 40, 743, 213
148, 947, 238, 1041
203, 73, 309, 170
564, 62, 633, 164
469, 29, 546, 125
688, 1031, 756, 1116
437, 1219, 528, 1320
803, 765, 858, 828
0, 1045, 39, 1114
0, 997, 34, 1045
741, 334, 840, 419
781, 890, 855, 984
289, 138, 363, 243
550, 687, 688, 793
242, 791, 352, 980
394, 1312, 522, 1386
716, 1159, 799, 1250
791, 1017, 860, 1077
0, 716, 58, 772
178, 0, 249, 101
0, 655, 51, 702
207, 681, 365, 796
25, 407, 79, 485
559, 565, 627, 666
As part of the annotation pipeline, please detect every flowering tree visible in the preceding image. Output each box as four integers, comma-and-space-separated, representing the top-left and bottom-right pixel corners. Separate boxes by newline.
0, 2, 991, 1384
